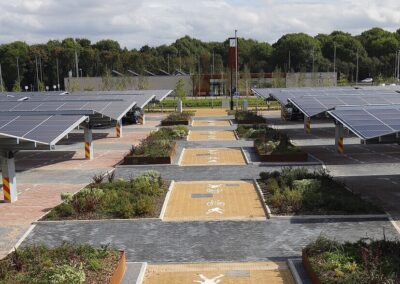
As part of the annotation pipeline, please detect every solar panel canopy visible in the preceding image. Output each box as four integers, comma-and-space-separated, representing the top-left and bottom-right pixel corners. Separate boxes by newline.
289, 94, 400, 117
329, 106, 400, 139
0, 114, 88, 146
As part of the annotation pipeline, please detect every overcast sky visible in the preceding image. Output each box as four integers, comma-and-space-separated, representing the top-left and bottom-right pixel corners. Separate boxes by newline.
0, 0, 399, 48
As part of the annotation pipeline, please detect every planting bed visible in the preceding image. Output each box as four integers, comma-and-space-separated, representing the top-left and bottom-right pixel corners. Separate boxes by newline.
258, 168, 383, 215
44, 171, 168, 220
303, 237, 400, 283
235, 110, 266, 124
123, 126, 187, 165
0, 243, 124, 284
160, 111, 194, 126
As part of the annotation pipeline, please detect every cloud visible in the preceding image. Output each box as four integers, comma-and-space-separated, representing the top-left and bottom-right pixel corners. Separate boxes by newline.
0, 0, 399, 48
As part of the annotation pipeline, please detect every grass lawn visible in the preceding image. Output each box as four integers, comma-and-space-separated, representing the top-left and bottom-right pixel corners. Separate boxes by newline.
44, 171, 168, 220
0, 243, 121, 284
258, 168, 383, 215
304, 236, 400, 283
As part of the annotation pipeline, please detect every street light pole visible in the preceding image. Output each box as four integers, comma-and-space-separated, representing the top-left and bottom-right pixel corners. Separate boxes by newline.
397, 50, 400, 82
16, 57, 20, 84
56, 58, 60, 90
0, 63, 4, 92
235, 29, 238, 97
356, 48, 359, 85
333, 43, 336, 73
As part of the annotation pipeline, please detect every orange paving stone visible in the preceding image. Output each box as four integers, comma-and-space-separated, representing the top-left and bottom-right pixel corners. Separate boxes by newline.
194, 108, 229, 117
0, 183, 85, 226
163, 181, 266, 221
143, 262, 295, 284
192, 120, 231, 127
179, 148, 247, 166
187, 131, 237, 141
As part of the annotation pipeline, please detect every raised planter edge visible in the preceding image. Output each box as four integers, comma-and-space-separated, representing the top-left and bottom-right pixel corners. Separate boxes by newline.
109, 251, 126, 284
123, 143, 177, 165
160, 118, 192, 126
254, 145, 308, 162
302, 250, 322, 284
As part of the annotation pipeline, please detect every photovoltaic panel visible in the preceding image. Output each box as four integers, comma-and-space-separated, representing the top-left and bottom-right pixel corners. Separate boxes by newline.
289, 94, 400, 117
0, 115, 88, 145
328, 105, 400, 139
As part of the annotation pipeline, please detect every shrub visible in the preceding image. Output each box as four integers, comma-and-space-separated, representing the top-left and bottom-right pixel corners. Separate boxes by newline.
130, 126, 187, 157
162, 111, 194, 122
259, 168, 382, 215
48, 264, 86, 284
45, 171, 167, 220
305, 237, 400, 283
235, 111, 266, 123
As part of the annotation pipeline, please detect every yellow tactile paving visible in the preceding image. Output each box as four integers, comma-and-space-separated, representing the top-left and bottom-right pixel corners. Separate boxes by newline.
143, 262, 295, 284
188, 131, 237, 141
192, 120, 231, 127
163, 181, 266, 221
179, 148, 247, 166
194, 108, 229, 117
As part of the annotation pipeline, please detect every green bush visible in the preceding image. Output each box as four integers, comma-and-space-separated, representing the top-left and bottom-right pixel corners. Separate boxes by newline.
259, 168, 382, 215
44, 171, 167, 220
0, 243, 119, 283
130, 126, 187, 157
305, 237, 400, 283
235, 111, 266, 123
48, 264, 86, 284
162, 111, 194, 122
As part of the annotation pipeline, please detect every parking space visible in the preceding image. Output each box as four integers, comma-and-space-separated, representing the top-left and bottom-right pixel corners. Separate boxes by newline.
192, 120, 231, 127
179, 148, 247, 166
195, 108, 229, 117
163, 181, 266, 221
143, 262, 295, 284
188, 131, 237, 141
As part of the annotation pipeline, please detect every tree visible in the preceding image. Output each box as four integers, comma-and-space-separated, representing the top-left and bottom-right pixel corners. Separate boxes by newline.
12, 80, 22, 92
272, 33, 322, 72
175, 78, 186, 99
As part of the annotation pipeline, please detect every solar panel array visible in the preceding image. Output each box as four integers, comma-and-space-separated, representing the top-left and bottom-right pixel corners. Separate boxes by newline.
289, 94, 400, 117
329, 106, 400, 139
0, 114, 88, 145
253, 87, 400, 106
0, 90, 171, 147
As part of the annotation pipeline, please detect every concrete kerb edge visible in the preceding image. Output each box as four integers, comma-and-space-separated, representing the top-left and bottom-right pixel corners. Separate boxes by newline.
8, 224, 36, 254
287, 259, 304, 284
33, 218, 161, 225
270, 214, 389, 220
387, 213, 400, 236
253, 179, 270, 219
240, 147, 251, 165
159, 180, 174, 220
136, 262, 148, 284
177, 148, 185, 166
233, 130, 240, 141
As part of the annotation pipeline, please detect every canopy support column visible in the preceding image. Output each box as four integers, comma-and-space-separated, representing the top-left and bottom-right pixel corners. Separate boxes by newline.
280, 106, 285, 120
84, 127, 94, 160
1, 151, 17, 203
139, 109, 146, 125
304, 116, 311, 134
335, 123, 344, 154
116, 120, 123, 138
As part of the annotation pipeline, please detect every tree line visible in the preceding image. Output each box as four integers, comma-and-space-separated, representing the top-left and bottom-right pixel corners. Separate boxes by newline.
0, 27, 399, 91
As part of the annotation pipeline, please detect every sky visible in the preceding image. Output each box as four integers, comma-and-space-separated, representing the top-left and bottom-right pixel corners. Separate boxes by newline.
0, 0, 400, 48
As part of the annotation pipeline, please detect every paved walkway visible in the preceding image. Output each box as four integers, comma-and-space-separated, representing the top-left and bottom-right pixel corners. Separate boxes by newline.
25, 218, 397, 263
0, 121, 155, 258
